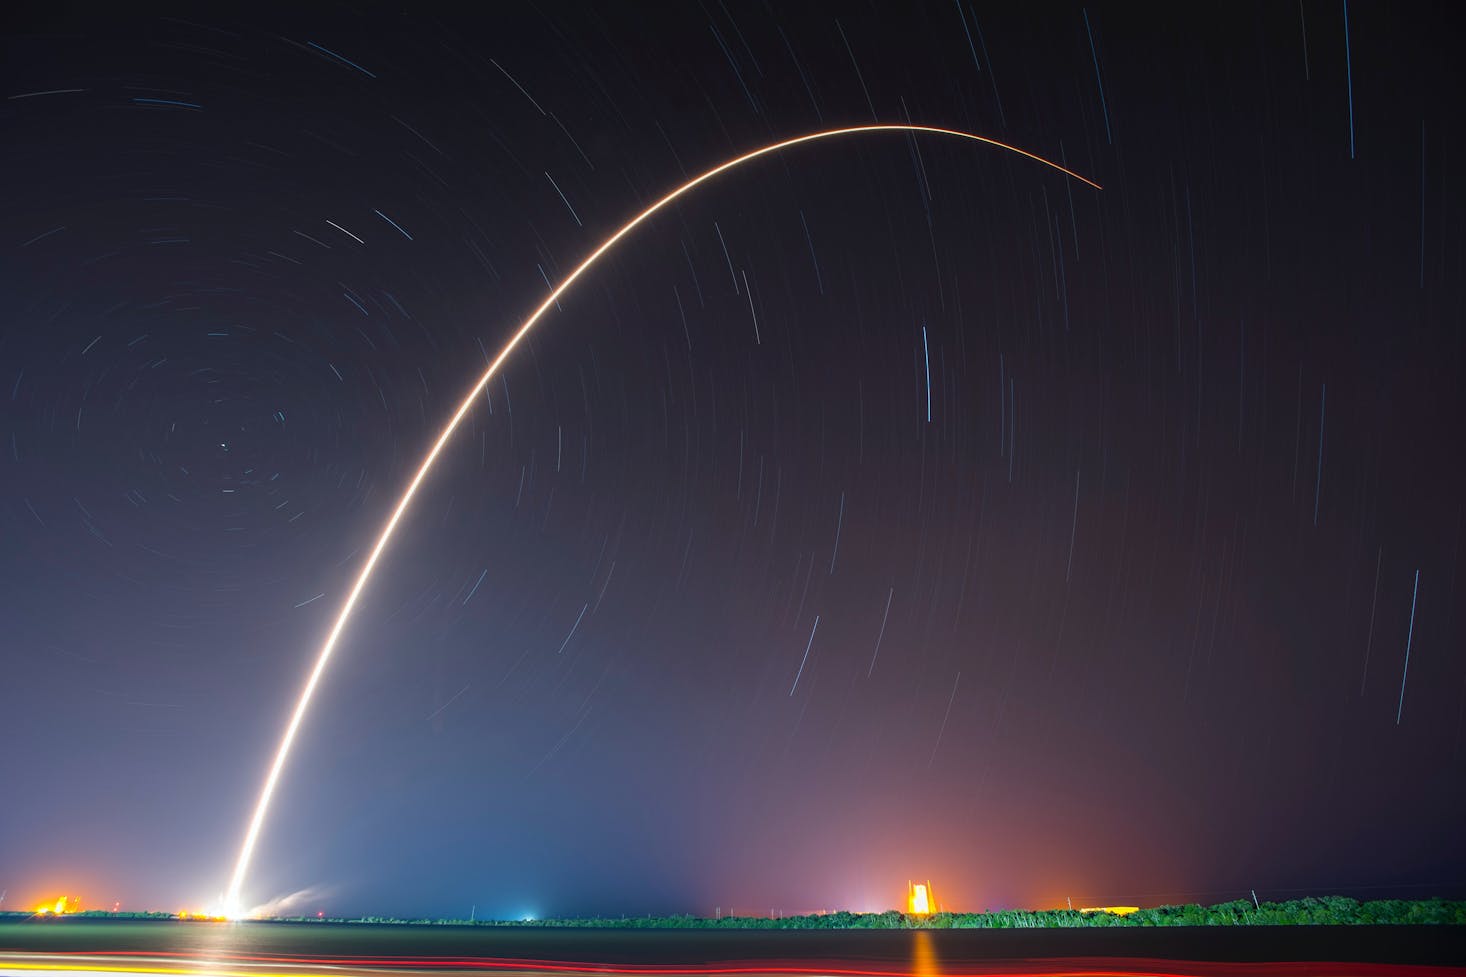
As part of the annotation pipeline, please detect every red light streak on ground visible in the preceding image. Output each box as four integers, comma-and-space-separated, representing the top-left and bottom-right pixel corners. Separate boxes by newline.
224, 123, 1101, 915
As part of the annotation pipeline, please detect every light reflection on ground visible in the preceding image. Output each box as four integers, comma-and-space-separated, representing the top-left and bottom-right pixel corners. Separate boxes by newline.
3, 950, 1466, 977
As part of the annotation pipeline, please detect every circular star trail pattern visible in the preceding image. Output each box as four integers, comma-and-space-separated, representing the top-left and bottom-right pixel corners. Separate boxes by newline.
1, 4, 1463, 918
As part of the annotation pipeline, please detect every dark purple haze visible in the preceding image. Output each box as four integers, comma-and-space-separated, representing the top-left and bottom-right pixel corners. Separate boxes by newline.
2, 4, 1463, 919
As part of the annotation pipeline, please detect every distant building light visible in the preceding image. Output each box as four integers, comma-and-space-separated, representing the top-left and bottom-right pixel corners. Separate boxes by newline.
1078, 906, 1140, 915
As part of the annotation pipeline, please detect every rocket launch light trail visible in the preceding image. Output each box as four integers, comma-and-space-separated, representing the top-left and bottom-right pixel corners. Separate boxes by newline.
224, 124, 1100, 915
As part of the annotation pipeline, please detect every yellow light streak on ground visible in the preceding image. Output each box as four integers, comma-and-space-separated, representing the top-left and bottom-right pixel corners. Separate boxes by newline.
0, 966, 340, 977
224, 124, 1099, 915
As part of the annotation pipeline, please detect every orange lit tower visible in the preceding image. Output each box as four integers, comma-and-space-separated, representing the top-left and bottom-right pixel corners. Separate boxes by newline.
907, 880, 936, 915
34, 896, 79, 915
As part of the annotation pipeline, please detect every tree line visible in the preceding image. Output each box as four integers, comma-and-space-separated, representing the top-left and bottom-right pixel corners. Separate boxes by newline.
6, 897, 1462, 927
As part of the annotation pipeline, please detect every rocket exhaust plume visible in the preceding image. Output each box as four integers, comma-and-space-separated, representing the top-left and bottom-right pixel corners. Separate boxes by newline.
224, 124, 1099, 915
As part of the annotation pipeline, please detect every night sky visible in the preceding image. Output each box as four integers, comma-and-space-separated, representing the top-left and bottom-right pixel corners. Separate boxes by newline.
3, 3, 1464, 920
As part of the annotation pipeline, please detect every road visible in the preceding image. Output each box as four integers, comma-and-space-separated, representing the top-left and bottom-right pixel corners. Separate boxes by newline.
2, 921, 1463, 977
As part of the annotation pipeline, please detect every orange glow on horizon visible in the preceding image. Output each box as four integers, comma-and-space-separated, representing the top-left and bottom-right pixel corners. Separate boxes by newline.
177, 910, 228, 922
33, 896, 78, 916
907, 881, 934, 915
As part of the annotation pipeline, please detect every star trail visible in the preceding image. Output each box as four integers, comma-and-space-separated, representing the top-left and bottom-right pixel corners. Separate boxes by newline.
1, 3, 1463, 921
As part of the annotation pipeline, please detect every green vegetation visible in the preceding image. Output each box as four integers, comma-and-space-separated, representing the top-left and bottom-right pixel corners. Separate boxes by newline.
5, 897, 1463, 927
354, 898, 1465, 927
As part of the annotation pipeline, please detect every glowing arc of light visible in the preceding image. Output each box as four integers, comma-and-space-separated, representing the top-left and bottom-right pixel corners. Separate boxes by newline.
224, 123, 1099, 914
